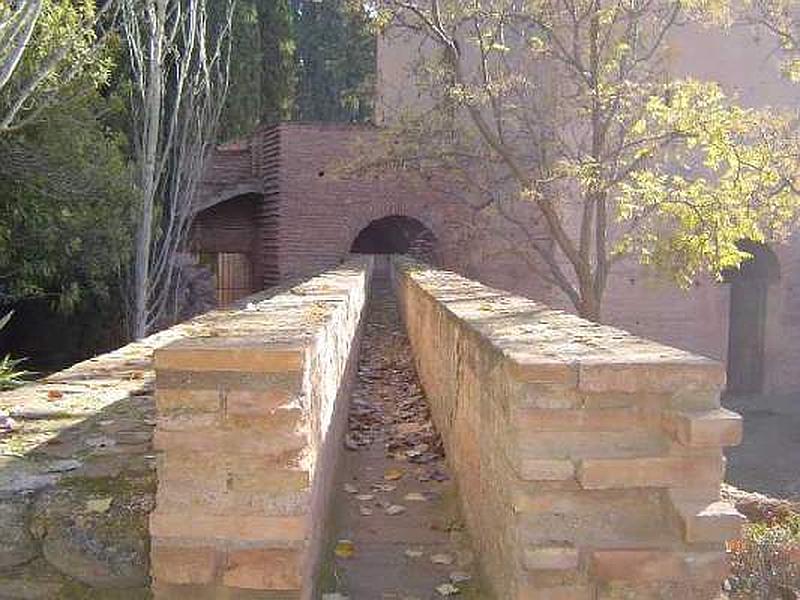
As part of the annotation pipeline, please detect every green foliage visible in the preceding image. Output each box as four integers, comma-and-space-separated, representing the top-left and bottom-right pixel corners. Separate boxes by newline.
219, 0, 375, 136
0, 94, 135, 313
617, 80, 800, 286
295, 0, 375, 122
259, 0, 296, 124
218, 0, 264, 139
0, 0, 115, 132
728, 512, 800, 597
371, 0, 800, 317
0, 311, 29, 389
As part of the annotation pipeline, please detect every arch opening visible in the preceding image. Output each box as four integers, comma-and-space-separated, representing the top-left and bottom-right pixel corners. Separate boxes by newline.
350, 215, 437, 263
725, 240, 780, 395
191, 192, 262, 306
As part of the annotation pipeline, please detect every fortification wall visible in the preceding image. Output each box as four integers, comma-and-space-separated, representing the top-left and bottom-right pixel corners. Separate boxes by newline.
392, 256, 744, 599
0, 257, 373, 599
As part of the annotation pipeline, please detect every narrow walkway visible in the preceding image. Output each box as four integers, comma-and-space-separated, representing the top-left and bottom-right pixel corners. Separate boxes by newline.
324, 262, 482, 599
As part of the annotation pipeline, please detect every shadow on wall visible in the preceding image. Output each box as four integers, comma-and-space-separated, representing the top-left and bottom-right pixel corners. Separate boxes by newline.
725, 240, 781, 396
350, 215, 438, 264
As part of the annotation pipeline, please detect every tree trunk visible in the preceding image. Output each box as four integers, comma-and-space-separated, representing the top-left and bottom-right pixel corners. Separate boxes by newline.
131, 0, 165, 340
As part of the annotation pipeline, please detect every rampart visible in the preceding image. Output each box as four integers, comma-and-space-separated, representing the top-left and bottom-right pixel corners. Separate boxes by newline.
0, 255, 743, 599
391, 256, 743, 599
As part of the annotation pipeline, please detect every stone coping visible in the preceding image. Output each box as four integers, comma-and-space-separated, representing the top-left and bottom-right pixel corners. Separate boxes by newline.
392, 256, 725, 393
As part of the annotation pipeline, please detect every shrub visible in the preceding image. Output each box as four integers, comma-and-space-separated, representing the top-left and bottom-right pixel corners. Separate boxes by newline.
727, 513, 800, 598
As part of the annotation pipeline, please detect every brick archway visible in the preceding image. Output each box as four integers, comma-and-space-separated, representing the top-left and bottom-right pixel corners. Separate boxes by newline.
350, 215, 438, 262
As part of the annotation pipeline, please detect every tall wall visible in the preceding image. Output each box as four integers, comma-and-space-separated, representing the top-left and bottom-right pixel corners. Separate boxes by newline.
375, 19, 800, 395
392, 257, 743, 600
150, 256, 373, 599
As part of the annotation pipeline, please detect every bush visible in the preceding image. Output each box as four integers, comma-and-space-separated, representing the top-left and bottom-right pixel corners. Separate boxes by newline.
0, 311, 29, 390
727, 513, 800, 598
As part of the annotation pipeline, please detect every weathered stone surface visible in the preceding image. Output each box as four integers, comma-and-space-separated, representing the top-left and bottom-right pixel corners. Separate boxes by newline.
0, 500, 37, 569
30, 479, 153, 589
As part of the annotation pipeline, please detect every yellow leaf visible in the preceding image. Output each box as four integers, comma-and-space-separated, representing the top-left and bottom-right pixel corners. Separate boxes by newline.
334, 539, 355, 559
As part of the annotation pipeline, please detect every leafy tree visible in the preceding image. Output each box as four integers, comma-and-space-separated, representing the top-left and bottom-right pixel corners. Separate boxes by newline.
0, 0, 117, 133
370, 0, 800, 320
295, 0, 375, 121
259, 0, 296, 123
218, 0, 263, 139
0, 96, 134, 313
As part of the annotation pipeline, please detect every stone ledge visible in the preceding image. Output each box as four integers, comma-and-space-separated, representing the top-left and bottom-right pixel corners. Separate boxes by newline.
392, 257, 726, 395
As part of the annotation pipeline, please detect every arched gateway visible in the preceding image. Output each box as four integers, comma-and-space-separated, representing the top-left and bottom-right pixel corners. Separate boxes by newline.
191, 122, 468, 304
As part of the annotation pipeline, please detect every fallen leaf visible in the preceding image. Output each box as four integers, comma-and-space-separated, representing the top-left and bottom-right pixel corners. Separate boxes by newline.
359, 506, 373, 516
334, 540, 355, 559
384, 468, 405, 481
386, 504, 407, 516
47, 390, 63, 401
435, 583, 460, 596
404, 548, 424, 558
372, 483, 397, 492
344, 484, 358, 494
430, 553, 454, 565
355, 494, 375, 501
403, 492, 427, 502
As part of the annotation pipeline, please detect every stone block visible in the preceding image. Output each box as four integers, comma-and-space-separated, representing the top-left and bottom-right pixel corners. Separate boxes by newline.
523, 546, 581, 571
155, 340, 304, 373
222, 548, 302, 590
150, 512, 307, 544
517, 583, 594, 600
151, 544, 219, 585
153, 427, 306, 457
156, 388, 221, 413
519, 459, 576, 481
591, 550, 728, 583
670, 497, 745, 543
578, 360, 725, 394
225, 388, 296, 417
577, 456, 724, 489
514, 407, 646, 432
663, 408, 743, 448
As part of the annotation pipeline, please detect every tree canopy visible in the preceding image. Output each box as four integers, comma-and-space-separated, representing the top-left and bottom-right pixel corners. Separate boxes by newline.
370, 0, 800, 319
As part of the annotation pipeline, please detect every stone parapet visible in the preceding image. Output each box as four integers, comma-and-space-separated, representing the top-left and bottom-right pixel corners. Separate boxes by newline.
391, 256, 743, 600
151, 256, 373, 599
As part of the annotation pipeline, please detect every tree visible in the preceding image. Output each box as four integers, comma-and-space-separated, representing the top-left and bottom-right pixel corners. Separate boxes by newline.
0, 96, 134, 313
370, 1, 800, 320
122, 0, 233, 339
295, 0, 375, 121
259, 0, 296, 123
0, 0, 118, 133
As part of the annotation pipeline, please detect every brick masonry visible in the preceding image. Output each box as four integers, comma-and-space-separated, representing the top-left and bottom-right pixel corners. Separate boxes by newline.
391, 256, 744, 599
150, 256, 373, 599
195, 121, 800, 396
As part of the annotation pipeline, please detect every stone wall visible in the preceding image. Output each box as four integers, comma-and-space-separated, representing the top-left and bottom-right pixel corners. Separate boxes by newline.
391, 256, 744, 600
150, 256, 373, 599
0, 257, 372, 599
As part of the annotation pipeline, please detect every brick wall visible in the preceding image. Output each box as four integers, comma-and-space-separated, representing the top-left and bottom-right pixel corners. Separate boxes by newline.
392, 256, 743, 600
150, 256, 373, 599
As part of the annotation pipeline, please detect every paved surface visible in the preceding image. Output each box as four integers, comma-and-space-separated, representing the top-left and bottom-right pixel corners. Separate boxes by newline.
323, 262, 483, 600
725, 393, 800, 501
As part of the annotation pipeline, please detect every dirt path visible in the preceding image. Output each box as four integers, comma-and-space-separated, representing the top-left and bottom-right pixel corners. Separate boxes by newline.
322, 262, 483, 600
